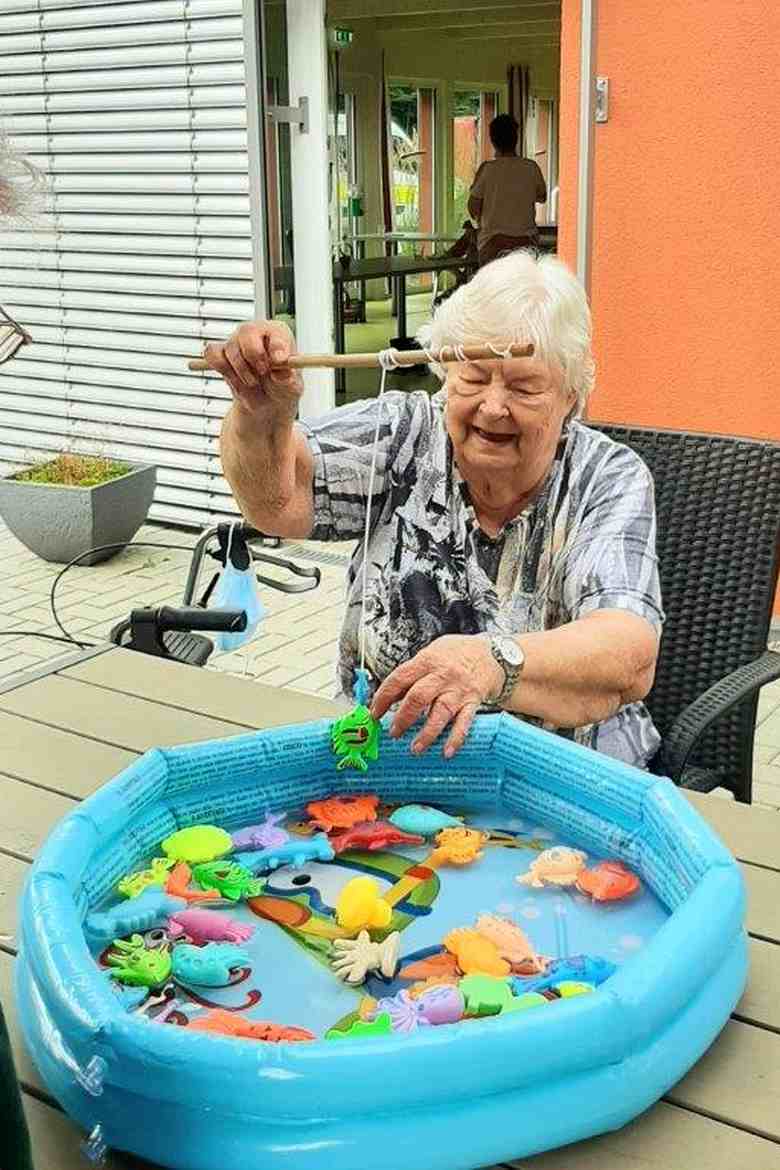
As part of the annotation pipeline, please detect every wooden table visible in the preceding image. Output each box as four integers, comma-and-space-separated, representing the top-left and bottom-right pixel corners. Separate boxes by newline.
1, 646, 779, 1170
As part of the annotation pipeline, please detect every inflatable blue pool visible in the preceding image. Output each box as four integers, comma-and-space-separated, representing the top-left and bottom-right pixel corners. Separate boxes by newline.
16, 713, 747, 1170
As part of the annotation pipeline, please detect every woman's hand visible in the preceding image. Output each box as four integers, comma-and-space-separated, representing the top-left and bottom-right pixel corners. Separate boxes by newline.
370, 634, 503, 758
205, 320, 302, 422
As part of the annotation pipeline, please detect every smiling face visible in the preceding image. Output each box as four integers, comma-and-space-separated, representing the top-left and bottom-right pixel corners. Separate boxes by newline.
444, 355, 576, 517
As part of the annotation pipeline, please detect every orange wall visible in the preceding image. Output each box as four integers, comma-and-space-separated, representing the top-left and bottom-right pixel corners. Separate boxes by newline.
559, 0, 780, 613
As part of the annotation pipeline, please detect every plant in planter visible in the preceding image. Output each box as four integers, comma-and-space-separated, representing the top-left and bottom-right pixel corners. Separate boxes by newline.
0, 453, 156, 566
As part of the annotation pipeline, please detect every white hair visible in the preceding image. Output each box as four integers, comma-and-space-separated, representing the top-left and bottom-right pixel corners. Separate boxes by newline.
0, 126, 44, 224
422, 250, 596, 417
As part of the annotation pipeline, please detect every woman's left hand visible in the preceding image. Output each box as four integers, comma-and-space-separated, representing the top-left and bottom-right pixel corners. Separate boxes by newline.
370, 634, 503, 758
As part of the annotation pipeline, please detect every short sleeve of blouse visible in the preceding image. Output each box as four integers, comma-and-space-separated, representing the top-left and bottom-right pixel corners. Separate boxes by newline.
297, 390, 433, 542
561, 441, 665, 632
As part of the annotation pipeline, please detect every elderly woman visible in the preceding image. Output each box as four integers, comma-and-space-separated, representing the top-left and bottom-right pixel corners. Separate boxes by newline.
216, 251, 663, 768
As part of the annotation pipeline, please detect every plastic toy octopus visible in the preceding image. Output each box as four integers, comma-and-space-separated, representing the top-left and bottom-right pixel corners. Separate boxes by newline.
330, 705, 381, 772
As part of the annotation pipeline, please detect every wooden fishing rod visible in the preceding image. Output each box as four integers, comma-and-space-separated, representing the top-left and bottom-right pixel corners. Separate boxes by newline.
187, 341, 533, 372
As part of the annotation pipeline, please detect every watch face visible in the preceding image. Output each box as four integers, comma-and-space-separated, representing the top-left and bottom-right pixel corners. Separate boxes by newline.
495, 636, 523, 668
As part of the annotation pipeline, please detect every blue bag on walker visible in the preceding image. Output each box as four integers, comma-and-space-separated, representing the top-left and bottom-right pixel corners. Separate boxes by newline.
211, 523, 266, 652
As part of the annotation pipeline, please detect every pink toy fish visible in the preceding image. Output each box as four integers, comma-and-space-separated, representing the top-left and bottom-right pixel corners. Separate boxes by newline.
167, 908, 254, 945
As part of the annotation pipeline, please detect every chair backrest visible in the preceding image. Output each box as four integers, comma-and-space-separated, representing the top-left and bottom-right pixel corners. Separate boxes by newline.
592, 423, 780, 793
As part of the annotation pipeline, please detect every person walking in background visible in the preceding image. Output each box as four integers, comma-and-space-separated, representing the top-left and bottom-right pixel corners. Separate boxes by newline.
468, 113, 547, 267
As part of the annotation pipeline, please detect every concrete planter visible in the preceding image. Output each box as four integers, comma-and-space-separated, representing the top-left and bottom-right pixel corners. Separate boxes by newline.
0, 462, 156, 565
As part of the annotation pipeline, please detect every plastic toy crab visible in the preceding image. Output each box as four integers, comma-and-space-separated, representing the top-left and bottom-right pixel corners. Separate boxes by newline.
329, 820, 424, 854
117, 857, 176, 900
170, 942, 251, 987
306, 793, 380, 833
330, 705, 381, 772
443, 928, 510, 977
516, 846, 588, 889
431, 826, 488, 867
106, 934, 172, 988
167, 908, 254, 945
191, 860, 265, 902
330, 930, 401, 984
230, 814, 289, 852
188, 1009, 315, 1043
474, 914, 545, 973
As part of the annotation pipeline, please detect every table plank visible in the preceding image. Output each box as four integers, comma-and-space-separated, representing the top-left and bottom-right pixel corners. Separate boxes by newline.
687, 792, 780, 871
0, 709, 137, 799
512, 1100, 780, 1169
63, 648, 341, 728
0, 856, 28, 945
667, 1019, 780, 1138
0, 774, 76, 860
735, 938, 780, 1029
0, 675, 251, 753
0, 851, 29, 940
742, 863, 780, 943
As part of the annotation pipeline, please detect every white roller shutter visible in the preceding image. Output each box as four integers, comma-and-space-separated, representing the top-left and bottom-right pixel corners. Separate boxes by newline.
0, 0, 267, 527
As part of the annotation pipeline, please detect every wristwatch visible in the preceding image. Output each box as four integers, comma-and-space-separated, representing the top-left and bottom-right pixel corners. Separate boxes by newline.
487, 635, 525, 707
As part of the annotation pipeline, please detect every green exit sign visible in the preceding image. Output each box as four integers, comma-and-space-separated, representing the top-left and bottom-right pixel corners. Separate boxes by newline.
332, 27, 353, 46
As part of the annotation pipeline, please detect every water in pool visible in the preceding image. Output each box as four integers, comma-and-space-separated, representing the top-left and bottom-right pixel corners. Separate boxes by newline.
89, 799, 669, 1041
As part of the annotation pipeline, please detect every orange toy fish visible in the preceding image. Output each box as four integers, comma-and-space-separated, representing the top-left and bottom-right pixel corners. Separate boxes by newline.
306, 793, 380, 833
188, 1009, 315, 1042
576, 860, 640, 902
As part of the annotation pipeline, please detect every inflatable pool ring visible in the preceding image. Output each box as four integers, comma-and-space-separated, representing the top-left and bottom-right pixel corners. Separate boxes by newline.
16, 713, 747, 1170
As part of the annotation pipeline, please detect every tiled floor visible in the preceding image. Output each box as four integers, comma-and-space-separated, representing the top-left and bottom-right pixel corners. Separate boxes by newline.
1, 517, 778, 808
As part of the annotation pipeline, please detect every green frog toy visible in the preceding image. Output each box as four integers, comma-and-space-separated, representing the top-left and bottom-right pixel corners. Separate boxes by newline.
191, 860, 265, 902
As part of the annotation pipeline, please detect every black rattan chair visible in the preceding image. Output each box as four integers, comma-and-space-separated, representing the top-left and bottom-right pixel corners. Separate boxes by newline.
593, 423, 780, 802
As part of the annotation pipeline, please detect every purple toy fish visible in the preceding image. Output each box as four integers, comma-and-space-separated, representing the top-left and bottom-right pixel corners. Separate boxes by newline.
231, 813, 289, 852
167, 908, 254, 945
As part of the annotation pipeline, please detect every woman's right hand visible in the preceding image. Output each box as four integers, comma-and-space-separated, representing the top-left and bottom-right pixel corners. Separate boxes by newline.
205, 320, 303, 420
